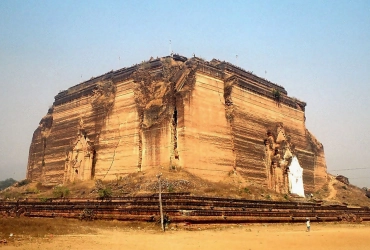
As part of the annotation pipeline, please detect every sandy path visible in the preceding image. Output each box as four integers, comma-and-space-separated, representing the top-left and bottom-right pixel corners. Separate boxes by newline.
2, 223, 369, 250
327, 176, 338, 200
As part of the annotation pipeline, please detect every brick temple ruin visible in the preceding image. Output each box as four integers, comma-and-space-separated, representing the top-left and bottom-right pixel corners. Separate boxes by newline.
27, 54, 327, 195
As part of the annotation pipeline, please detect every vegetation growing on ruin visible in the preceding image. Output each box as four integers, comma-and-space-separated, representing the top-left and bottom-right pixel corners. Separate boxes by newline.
3, 168, 369, 207
132, 59, 176, 128
132, 57, 198, 129
131, 57, 198, 171
90, 80, 116, 114
17, 179, 30, 187
52, 186, 70, 198
223, 78, 235, 122
223, 78, 237, 171
98, 187, 112, 199
272, 88, 281, 105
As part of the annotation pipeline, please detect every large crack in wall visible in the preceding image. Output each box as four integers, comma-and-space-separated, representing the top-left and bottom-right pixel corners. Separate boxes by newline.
224, 76, 236, 171
102, 115, 122, 179
38, 108, 53, 182
172, 107, 179, 160
132, 57, 197, 170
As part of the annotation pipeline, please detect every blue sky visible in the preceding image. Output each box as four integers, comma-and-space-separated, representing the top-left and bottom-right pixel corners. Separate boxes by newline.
0, 0, 369, 188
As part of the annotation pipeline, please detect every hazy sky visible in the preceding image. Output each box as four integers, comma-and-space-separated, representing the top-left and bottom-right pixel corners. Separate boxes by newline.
0, 0, 369, 188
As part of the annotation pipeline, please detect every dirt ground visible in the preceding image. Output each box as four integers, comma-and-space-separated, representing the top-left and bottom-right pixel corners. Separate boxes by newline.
1, 222, 369, 250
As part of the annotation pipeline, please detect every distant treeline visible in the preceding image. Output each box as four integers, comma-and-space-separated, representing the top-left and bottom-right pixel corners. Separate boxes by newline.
0, 178, 17, 190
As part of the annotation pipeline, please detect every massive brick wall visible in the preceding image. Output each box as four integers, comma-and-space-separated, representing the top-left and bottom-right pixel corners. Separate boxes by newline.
231, 84, 313, 189
27, 55, 327, 193
180, 73, 234, 180
92, 80, 139, 179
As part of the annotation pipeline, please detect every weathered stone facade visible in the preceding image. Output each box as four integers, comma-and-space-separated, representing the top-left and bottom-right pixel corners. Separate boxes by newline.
27, 55, 327, 193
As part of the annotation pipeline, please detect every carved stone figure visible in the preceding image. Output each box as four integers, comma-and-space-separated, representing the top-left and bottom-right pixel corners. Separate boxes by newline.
64, 122, 95, 182
264, 124, 296, 194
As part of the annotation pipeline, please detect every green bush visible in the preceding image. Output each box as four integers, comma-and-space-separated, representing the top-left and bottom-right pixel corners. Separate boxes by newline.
168, 184, 174, 193
52, 186, 70, 198
39, 197, 50, 202
2, 191, 22, 200
272, 89, 281, 102
98, 187, 112, 199
18, 179, 31, 187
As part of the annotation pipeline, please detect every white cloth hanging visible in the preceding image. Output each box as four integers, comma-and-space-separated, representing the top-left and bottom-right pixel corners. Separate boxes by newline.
288, 156, 305, 197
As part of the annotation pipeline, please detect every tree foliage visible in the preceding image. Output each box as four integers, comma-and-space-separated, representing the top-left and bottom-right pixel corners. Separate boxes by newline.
0, 178, 17, 190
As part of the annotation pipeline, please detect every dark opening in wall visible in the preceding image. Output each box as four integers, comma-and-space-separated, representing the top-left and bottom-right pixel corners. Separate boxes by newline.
173, 107, 179, 159
91, 149, 96, 179
41, 138, 47, 169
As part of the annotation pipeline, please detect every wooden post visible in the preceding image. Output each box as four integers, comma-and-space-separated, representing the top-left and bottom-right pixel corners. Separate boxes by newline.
157, 173, 164, 231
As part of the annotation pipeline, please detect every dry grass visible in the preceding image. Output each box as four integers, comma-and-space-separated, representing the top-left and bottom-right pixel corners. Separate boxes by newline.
0, 167, 290, 202
312, 175, 370, 207
331, 182, 369, 207
1, 169, 369, 206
